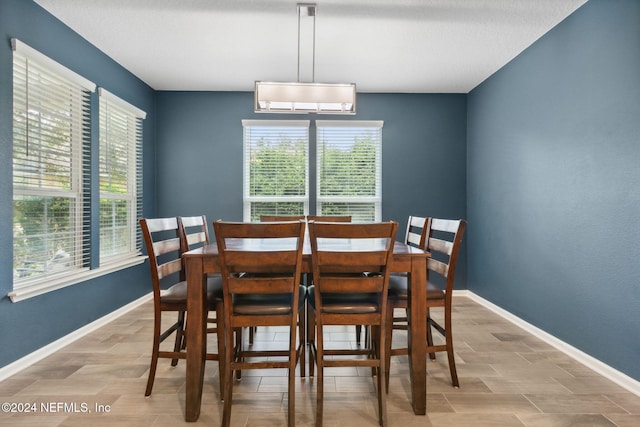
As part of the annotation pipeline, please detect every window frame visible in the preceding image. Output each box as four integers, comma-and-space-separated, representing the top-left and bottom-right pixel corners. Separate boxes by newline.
11, 39, 95, 292
242, 120, 310, 221
98, 88, 145, 265
315, 120, 384, 222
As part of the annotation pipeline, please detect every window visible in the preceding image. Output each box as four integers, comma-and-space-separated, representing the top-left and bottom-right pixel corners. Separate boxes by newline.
242, 120, 309, 221
12, 39, 95, 286
98, 88, 145, 262
316, 121, 383, 222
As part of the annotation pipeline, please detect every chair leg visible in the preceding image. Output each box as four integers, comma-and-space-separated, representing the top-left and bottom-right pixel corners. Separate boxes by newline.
315, 322, 324, 427
367, 323, 387, 427
306, 307, 315, 377
171, 310, 185, 366
376, 323, 387, 427
288, 324, 297, 427
444, 309, 459, 388
235, 328, 243, 380
221, 318, 235, 427
426, 308, 436, 360
145, 310, 162, 397
356, 324, 362, 344
216, 300, 225, 399
384, 305, 394, 393
298, 307, 306, 378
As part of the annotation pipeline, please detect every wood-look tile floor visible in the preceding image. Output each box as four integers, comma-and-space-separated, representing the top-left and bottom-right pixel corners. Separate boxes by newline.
1, 296, 639, 426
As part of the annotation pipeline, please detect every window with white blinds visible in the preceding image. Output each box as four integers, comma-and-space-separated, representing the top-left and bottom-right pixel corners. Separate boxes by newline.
98, 88, 145, 262
316, 121, 383, 222
242, 120, 309, 221
12, 39, 95, 287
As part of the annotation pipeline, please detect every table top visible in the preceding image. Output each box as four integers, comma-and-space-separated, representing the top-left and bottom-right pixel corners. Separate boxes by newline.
183, 239, 428, 258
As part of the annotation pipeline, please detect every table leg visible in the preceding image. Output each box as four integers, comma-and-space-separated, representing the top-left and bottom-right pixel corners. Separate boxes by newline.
407, 255, 427, 415
185, 257, 207, 422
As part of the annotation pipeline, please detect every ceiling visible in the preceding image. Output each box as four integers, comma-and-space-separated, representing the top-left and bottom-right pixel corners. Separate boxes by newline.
34, 0, 588, 93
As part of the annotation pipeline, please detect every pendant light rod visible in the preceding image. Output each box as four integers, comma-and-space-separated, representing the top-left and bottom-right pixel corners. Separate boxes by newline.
297, 3, 316, 83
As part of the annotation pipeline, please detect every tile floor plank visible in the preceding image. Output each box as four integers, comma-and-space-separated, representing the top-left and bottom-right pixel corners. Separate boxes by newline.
1, 297, 638, 426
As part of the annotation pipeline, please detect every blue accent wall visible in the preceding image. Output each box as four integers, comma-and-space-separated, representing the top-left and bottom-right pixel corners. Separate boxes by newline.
154, 91, 468, 284
467, 0, 640, 380
0, 0, 156, 367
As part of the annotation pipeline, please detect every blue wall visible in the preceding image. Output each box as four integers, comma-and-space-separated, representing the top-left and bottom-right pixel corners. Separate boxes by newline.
155, 91, 468, 262
0, 0, 156, 367
467, 0, 640, 380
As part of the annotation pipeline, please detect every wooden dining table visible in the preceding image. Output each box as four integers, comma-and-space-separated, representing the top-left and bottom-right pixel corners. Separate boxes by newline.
182, 238, 429, 422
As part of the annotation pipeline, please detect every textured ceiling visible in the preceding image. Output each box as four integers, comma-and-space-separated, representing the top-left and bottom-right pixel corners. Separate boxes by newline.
34, 0, 588, 93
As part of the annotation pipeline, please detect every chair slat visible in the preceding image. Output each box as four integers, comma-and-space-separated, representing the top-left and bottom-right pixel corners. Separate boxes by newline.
228, 276, 295, 294
427, 258, 449, 277
186, 232, 207, 246
427, 237, 453, 256
145, 217, 178, 233
320, 276, 384, 293
317, 251, 388, 268
431, 218, 461, 234
157, 258, 183, 279
180, 216, 205, 228
152, 237, 181, 256
223, 250, 299, 270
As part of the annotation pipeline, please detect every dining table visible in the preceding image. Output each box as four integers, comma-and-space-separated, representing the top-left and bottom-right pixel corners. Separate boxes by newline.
182, 235, 429, 422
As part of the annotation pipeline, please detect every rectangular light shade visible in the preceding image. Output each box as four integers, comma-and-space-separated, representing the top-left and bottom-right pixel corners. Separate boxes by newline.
255, 81, 356, 114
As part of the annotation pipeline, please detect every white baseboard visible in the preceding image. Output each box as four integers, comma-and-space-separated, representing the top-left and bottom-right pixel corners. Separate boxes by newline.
0, 293, 152, 382
456, 290, 640, 397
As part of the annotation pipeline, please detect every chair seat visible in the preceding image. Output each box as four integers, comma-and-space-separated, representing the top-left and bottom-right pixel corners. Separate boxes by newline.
308, 285, 379, 314
387, 275, 445, 301
160, 276, 223, 304
233, 285, 306, 315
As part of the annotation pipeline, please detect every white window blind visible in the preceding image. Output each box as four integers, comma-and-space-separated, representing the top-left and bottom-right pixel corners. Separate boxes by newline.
242, 120, 309, 221
98, 88, 145, 262
316, 120, 383, 222
12, 39, 95, 287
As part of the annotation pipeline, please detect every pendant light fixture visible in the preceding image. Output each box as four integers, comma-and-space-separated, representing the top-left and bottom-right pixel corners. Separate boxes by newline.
254, 3, 356, 114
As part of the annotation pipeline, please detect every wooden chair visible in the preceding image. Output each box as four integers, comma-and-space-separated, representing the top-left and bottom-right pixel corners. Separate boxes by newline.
213, 220, 306, 427
385, 218, 466, 390
307, 221, 397, 427
358, 216, 430, 346
139, 217, 222, 397
177, 215, 227, 383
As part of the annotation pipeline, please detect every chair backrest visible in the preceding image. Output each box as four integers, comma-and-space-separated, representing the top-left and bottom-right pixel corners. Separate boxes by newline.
213, 220, 306, 301
306, 215, 352, 223
425, 218, 466, 292
178, 215, 210, 252
260, 215, 306, 222
308, 221, 397, 302
404, 215, 430, 248
140, 217, 185, 296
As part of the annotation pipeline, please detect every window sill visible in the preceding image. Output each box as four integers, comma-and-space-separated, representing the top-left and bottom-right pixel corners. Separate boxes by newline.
8, 256, 147, 303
